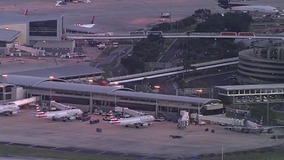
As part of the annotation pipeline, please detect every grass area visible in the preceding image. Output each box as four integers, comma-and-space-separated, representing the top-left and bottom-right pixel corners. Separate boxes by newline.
198, 149, 284, 160
164, 38, 176, 49
275, 112, 284, 121
99, 47, 117, 58
102, 70, 112, 78
0, 145, 142, 160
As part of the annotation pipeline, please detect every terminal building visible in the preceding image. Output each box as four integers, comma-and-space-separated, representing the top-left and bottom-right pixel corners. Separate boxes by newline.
0, 66, 223, 119
237, 47, 284, 84
0, 12, 75, 56
215, 84, 284, 105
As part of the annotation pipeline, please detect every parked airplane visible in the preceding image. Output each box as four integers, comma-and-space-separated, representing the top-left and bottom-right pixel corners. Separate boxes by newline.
226, 116, 284, 134
0, 103, 20, 116
109, 111, 155, 128
74, 16, 95, 28
216, 0, 278, 14
35, 104, 83, 122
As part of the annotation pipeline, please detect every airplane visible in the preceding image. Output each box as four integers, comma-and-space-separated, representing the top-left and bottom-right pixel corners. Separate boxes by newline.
108, 111, 155, 128
0, 103, 20, 116
216, 0, 279, 14
35, 104, 83, 122
225, 116, 284, 134
74, 16, 95, 28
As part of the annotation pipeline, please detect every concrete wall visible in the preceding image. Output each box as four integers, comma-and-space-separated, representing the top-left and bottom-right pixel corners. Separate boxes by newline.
14, 86, 26, 100
0, 23, 27, 45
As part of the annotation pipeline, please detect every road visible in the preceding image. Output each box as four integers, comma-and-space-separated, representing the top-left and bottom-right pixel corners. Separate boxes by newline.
187, 71, 238, 88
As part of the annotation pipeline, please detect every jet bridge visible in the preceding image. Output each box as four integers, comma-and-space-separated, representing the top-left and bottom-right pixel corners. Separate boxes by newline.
12, 97, 38, 106
190, 113, 245, 126
115, 106, 145, 117
50, 100, 75, 110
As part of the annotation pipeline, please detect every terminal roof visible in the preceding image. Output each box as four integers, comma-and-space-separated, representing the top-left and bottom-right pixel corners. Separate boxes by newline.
65, 25, 98, 33
0, 83, 15, 88
0, 29, 21, 42
8, 65, 104, 79
215, 84, 284, 90
112, 90, 220, 104
0, 13, 63, 25
0, 75, 219, 104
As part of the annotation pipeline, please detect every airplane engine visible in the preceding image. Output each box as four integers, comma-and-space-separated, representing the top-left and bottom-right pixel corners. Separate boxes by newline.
12, 111, 18, 114
142, 123, 150, 127
68, 117, 76, 120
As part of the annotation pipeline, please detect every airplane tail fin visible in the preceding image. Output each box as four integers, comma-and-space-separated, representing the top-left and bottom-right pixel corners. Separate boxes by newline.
91, 16, 95, 24
109, 110, 118, 123
24, 9, 28, 16
35, 104, 46, 117
260, 115, 263, 125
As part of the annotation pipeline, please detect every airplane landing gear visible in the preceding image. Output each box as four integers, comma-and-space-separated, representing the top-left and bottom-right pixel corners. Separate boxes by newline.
135, 125, 139, 129
52, 117, 56, 121
125, 125, 129, 128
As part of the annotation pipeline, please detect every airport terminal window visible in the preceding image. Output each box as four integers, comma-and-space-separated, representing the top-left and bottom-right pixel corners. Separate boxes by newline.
5, 94, 11, 100
5, 87, 12, 92
29, 20, 57, 37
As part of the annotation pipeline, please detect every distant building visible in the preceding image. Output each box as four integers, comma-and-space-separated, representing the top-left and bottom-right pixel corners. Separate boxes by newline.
237, 47, 284, 84
0, 13, 74, 56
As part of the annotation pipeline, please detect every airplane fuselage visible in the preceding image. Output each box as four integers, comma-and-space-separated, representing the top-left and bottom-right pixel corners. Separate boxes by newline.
230, 5, 278, 14
110, 115, 155, 126
36, 109, 82, 120
0, 104, 20, 116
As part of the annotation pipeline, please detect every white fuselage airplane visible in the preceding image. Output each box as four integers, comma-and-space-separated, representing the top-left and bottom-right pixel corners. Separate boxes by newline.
109, 111, 155, 128
0, 103, 20, 116
36, 104, 83, 122
226, 117, 284, 134
229, 5, 279, 14
74, 16, 95, 28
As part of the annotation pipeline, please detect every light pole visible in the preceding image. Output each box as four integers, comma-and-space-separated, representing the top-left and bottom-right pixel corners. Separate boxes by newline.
49, 75, 54, 100
196, 89, 203, 123
267, 95, 269, 125
170, 0, 172, 32
115, 94, 117, 106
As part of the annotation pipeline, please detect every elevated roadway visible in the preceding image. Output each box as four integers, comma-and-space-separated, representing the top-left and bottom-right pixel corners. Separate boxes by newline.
65, 32, 284, 40
108, 57, 239, 84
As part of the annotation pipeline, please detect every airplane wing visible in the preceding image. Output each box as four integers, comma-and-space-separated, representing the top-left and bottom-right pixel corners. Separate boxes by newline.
80, 24, 95, 28
263, 126, 284, 130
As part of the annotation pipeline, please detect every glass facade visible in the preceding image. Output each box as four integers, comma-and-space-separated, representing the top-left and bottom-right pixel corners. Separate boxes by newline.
29, 20, 57, 36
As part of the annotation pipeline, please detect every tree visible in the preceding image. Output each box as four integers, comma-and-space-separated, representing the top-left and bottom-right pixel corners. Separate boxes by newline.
195, 12, 253, 32
121, 56, 145, 74
250, 107, 277, 123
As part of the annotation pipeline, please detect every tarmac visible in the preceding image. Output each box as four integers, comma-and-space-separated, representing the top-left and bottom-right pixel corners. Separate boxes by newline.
1, 0, 284, 33
0, 109, 284, 159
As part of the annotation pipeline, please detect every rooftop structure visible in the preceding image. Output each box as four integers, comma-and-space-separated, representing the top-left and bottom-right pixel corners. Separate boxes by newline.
6, 65, 104, 80
0, 12, 63, 25
0, 75, 220, 105
0, 29, 21, 42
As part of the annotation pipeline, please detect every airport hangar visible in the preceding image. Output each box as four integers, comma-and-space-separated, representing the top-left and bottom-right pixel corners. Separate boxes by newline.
0, 13, 90, 56
0, 65, 223, 117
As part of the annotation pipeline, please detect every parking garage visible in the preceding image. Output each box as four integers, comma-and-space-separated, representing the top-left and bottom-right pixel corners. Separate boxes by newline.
0, 74, 223, 117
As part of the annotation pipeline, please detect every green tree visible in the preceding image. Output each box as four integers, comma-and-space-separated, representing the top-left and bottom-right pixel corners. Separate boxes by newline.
121, 56, 145, 74
195, 12, 253, 32
250, 107, 277, 123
